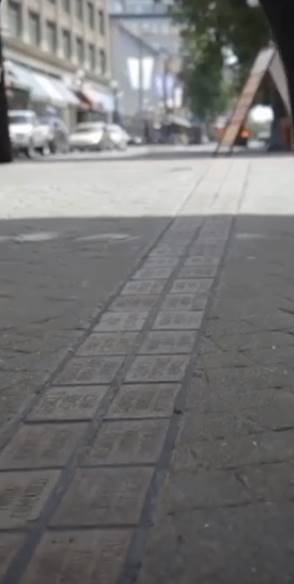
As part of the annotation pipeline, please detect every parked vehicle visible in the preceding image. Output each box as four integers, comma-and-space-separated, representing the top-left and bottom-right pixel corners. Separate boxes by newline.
39, 116, 69, 154
69, 122, 106, 151
69, 122, 130, 152
9, 110, 50, 157
106, 124, 130, 150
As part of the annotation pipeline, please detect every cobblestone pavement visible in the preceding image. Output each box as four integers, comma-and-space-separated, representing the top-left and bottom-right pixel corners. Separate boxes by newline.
1, 156, 294, 583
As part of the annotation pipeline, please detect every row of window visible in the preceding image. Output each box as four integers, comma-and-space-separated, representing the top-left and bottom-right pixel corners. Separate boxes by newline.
8, 1, 105, 37
8, 2, 107, 72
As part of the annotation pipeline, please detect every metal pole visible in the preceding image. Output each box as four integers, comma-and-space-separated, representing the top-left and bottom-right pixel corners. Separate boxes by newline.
0, 3, 12, 163
139, 38, 143, 132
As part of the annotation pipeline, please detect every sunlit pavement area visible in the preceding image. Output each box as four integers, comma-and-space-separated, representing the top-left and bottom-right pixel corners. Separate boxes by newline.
1, 153, 294, 583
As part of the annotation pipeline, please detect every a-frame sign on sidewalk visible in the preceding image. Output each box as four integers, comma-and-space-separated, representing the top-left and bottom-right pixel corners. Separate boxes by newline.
216, 47, 291, 154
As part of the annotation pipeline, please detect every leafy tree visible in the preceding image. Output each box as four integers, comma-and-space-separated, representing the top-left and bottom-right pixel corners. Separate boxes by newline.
174, 0, 270, 118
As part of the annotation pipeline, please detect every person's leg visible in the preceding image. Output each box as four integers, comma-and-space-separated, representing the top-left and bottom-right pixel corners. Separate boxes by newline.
260, 0, 294, 119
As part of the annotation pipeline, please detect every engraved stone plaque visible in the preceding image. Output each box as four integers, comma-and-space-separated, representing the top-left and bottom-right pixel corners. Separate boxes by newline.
121, 280, 166, 295
170, 279, 213, 294
22, 530, 132, 584
133, 266, 174, 280
140, 331, 196, 354
56, 357, 124, 385
109, 295, 158, 313
0, 424, 86, 469
153, 311, 203, 331
107, 384, 180, 419
81, 419, 169, 465
78, 333, 138, 356
0, 471, 59, 528
51, 468, 152, 526
95, 313, 147, 332
126, 355, 189, 383
28, 386, 108, 422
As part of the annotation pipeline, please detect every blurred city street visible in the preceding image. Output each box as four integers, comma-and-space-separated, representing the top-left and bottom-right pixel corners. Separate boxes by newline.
1, 153, 294, 582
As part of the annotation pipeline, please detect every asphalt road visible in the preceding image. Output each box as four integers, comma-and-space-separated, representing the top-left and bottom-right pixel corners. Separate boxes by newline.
0, 155, 207, 441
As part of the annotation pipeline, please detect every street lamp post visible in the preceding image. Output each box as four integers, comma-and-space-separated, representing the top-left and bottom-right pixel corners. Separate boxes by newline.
0, 5, 12, 163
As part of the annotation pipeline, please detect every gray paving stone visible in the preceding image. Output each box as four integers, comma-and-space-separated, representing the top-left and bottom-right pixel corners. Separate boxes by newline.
22, 529, 132, 584
0, 424, 86, 469
51, 467, 152, 526
78, 333, 138, 356
184, 256, 219, 267
170, 279, 213, 294
140, 331, 196, 354
27, 386, 108, 422
179, 265, 218, 278
95, 312, 147, 332
107, 384, 180, 419
133, 266, 174, 280
0, 470, 59, 528
121, 280, 166, 295
22, 530, 133, 584
162, 294, 195, 310
153, 311, 203, 330
109, 295, 158, 313
126, 355, 189, 383
55, 357, 124, 385
0, 533, 25, 579
144, 257, 179, 267
81, 419, 169, 465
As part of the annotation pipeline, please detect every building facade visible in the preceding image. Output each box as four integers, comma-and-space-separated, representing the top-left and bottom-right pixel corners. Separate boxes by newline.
2, 0, 113, 126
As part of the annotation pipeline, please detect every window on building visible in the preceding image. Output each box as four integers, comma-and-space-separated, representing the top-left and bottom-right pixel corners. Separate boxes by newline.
98, 10, 105, 35
8, 0, 22, 37
88, 44, 96, 71
75, 0, 83, 20
28, 11, 41, 46
62, 0, 71, 12
99, 48, 106, 74
62, 29, 71, 59
46, 21, 57, 53
87, 2, 94, 29
76, 37, 84, 64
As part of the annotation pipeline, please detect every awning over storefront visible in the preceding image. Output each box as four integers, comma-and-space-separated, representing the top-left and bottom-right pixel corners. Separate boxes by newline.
5, 61, 80, 107
78, 83, 114, 112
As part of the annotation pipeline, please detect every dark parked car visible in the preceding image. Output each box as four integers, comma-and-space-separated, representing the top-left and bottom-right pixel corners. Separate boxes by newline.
39, 117, 69, 154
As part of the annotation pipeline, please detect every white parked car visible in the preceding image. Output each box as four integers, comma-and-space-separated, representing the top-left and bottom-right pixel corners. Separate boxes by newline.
69, 122, 106, 151
9, 110, 50, 158
106, 124, 130, 150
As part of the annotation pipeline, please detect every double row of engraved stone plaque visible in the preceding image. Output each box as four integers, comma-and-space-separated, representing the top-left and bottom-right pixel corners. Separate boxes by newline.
0, 218, 230, 583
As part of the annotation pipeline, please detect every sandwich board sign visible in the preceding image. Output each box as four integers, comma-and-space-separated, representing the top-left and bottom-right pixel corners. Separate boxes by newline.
216, 47, 290, 154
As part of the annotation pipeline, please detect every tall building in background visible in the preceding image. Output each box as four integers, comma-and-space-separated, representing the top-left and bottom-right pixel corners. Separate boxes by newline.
110, 0, 184, 131
1, 0, 113, 126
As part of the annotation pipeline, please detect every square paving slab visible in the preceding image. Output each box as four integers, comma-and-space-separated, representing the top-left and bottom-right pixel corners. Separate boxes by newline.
126, 355, 189, 383
107, 384, 180, 419
139, 331, 196, 354
80, 419, 169, 465
55, 357, 124, 385
22, 530, 132, 584
27, 386, 108, 422
51, 467, 153, 526
95, 313, 147, 332
78, 333, 138, 356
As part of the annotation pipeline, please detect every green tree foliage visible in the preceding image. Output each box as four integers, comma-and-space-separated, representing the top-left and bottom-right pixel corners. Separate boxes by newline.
175, 0, 270, 117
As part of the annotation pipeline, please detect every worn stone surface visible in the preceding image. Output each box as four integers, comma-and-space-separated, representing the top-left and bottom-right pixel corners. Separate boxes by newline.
107, 384, 180, 419
27, 386, 108, 421
0, 423, 86, 469
95, 312, 147, 332
22, 530, 133, 584
52, 468, 152, 526
140, 331, 196, 354
108, 295, 158, 313
153, 311, 203, 331
161, 294, 201, 311
178, 265, 218, 278
78, 333, 138, 356
133, 266, 174, 280
81, 419, 169, 465
121, 280, 166, 295
126, 355, 189, 383
0, 471, 59, 528
0, 534, 25, 579
170, 279, 213, 294
55, 356, 124, 385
